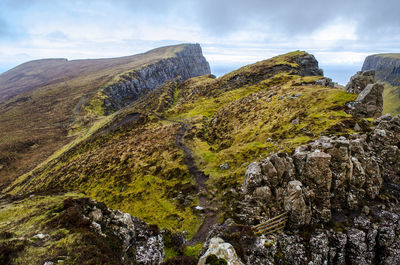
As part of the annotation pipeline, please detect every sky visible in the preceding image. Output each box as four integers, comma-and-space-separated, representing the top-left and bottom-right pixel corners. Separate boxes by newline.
0, 0, 399, 85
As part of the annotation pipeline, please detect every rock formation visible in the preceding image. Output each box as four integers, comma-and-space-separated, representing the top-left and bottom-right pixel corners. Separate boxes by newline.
232, 114, 400, 264
53, 197, 165, 264
345, 70, 384, 118
345, 70, 375, 94
103, 44, 210, 113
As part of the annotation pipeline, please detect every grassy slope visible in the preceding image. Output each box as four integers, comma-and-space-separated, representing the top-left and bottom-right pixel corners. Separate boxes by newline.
374, 53, 400, 59
5, 51, 360, 243
383, 83, 400, 115
0, 44, 186, 188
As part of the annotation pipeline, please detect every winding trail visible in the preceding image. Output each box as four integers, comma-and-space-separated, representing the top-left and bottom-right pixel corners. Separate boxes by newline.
151, 112, 217, 245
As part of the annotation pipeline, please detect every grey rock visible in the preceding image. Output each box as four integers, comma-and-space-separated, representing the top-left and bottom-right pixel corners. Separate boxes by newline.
278, 234, 308, 264
295, 54, 323, 76
219, 162, 230, 170
291, 117, 299, 125
309, 231, 329, 265
347, 228, 369, 265
198, 237, 244, 265
346, 82, 384, 118
253, 186, 272, 202
283, 180, 311, 227
345, 70, 375, 94
242, 162, 263, 194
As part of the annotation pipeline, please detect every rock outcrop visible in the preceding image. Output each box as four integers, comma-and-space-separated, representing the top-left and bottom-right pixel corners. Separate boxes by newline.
345, 70, 375, 94
103, 44, 210, 113
345, 70, 384, 118
198, 237, 244, 265
56, 198, 165, 265
362, 54, 400, 89
232, 114, 400, 264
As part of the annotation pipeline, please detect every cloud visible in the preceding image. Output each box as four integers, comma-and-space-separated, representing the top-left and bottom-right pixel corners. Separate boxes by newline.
190, 0, 400, 39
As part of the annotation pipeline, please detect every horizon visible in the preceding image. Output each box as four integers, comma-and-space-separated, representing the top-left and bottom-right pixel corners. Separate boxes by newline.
1, 0, 399, 85
0, 44, 367, 85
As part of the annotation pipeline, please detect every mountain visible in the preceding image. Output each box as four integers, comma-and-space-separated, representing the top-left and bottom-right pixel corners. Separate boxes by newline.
1, 47, 400, 265
0, 44, 210, 188
361, 54, 400, 114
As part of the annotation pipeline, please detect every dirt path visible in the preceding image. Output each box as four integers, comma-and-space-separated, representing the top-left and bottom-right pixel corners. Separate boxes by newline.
151, 112, 217, 245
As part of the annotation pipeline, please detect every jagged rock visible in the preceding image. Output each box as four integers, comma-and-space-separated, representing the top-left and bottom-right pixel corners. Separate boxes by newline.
295, 54, 323, 76
303, 151, 332, 222
346, 82, 384, 118
260, 158, 279, 187
58, 198, 164, 265
314, 77, 334, 87
283, 180, 311, 227
242, 162, 263, 194
309, 231, 329, 265
233, 115, 400, 264
347, 228, 369, 265
328, 232, 347, 264
253, 186, 272, 202
277, 234, 308, 264
345, 70, 375, 94
198, 237, 244, 265
377, 225, 400, 265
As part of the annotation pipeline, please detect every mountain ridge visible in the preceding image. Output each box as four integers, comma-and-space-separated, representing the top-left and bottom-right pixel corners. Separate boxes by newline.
0, 43, 210, 188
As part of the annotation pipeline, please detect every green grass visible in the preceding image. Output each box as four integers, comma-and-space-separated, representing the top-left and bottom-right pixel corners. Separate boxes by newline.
383, 83, 400, 115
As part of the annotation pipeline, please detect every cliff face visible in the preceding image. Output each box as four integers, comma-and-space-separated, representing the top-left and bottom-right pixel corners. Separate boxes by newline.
102, 44, 211, 113
362, 54, 400, 89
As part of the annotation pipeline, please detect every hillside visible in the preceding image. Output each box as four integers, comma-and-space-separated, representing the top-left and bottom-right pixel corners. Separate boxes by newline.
1, 49, 399, 265
0, 44, 210, 188
362, 54, 400, 114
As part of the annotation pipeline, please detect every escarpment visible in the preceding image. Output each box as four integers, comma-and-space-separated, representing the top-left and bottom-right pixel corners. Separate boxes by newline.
0, 43, 210, 187
362, 54, 400, 88
102, 44, 210, 113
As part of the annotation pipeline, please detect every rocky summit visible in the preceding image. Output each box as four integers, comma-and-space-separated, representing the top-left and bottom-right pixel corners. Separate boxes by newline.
0, 45, 399, 265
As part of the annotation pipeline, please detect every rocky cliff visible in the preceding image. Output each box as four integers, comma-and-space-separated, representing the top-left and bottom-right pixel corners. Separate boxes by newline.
102, 44, 211, 113
199, 114, 400, 265
362, 54, 400, 93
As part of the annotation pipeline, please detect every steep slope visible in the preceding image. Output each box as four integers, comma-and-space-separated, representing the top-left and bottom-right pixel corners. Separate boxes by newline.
5, 51, 362, 257
362, 53, 400, 87
0, 44, 210, 188
362, 54, 400, 114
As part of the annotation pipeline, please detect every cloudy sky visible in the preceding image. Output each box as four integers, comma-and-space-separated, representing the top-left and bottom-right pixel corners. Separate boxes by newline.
0, 0, 399, 84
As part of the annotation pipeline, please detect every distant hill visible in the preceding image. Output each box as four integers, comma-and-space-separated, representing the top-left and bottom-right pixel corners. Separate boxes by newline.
362, 53, 400, 114
0, 43, 210, 187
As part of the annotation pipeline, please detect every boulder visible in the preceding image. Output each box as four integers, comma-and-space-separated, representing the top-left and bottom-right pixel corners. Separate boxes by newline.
346, 82, 384, 118
345, 70, 375, 94
198, 237, 244, 265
